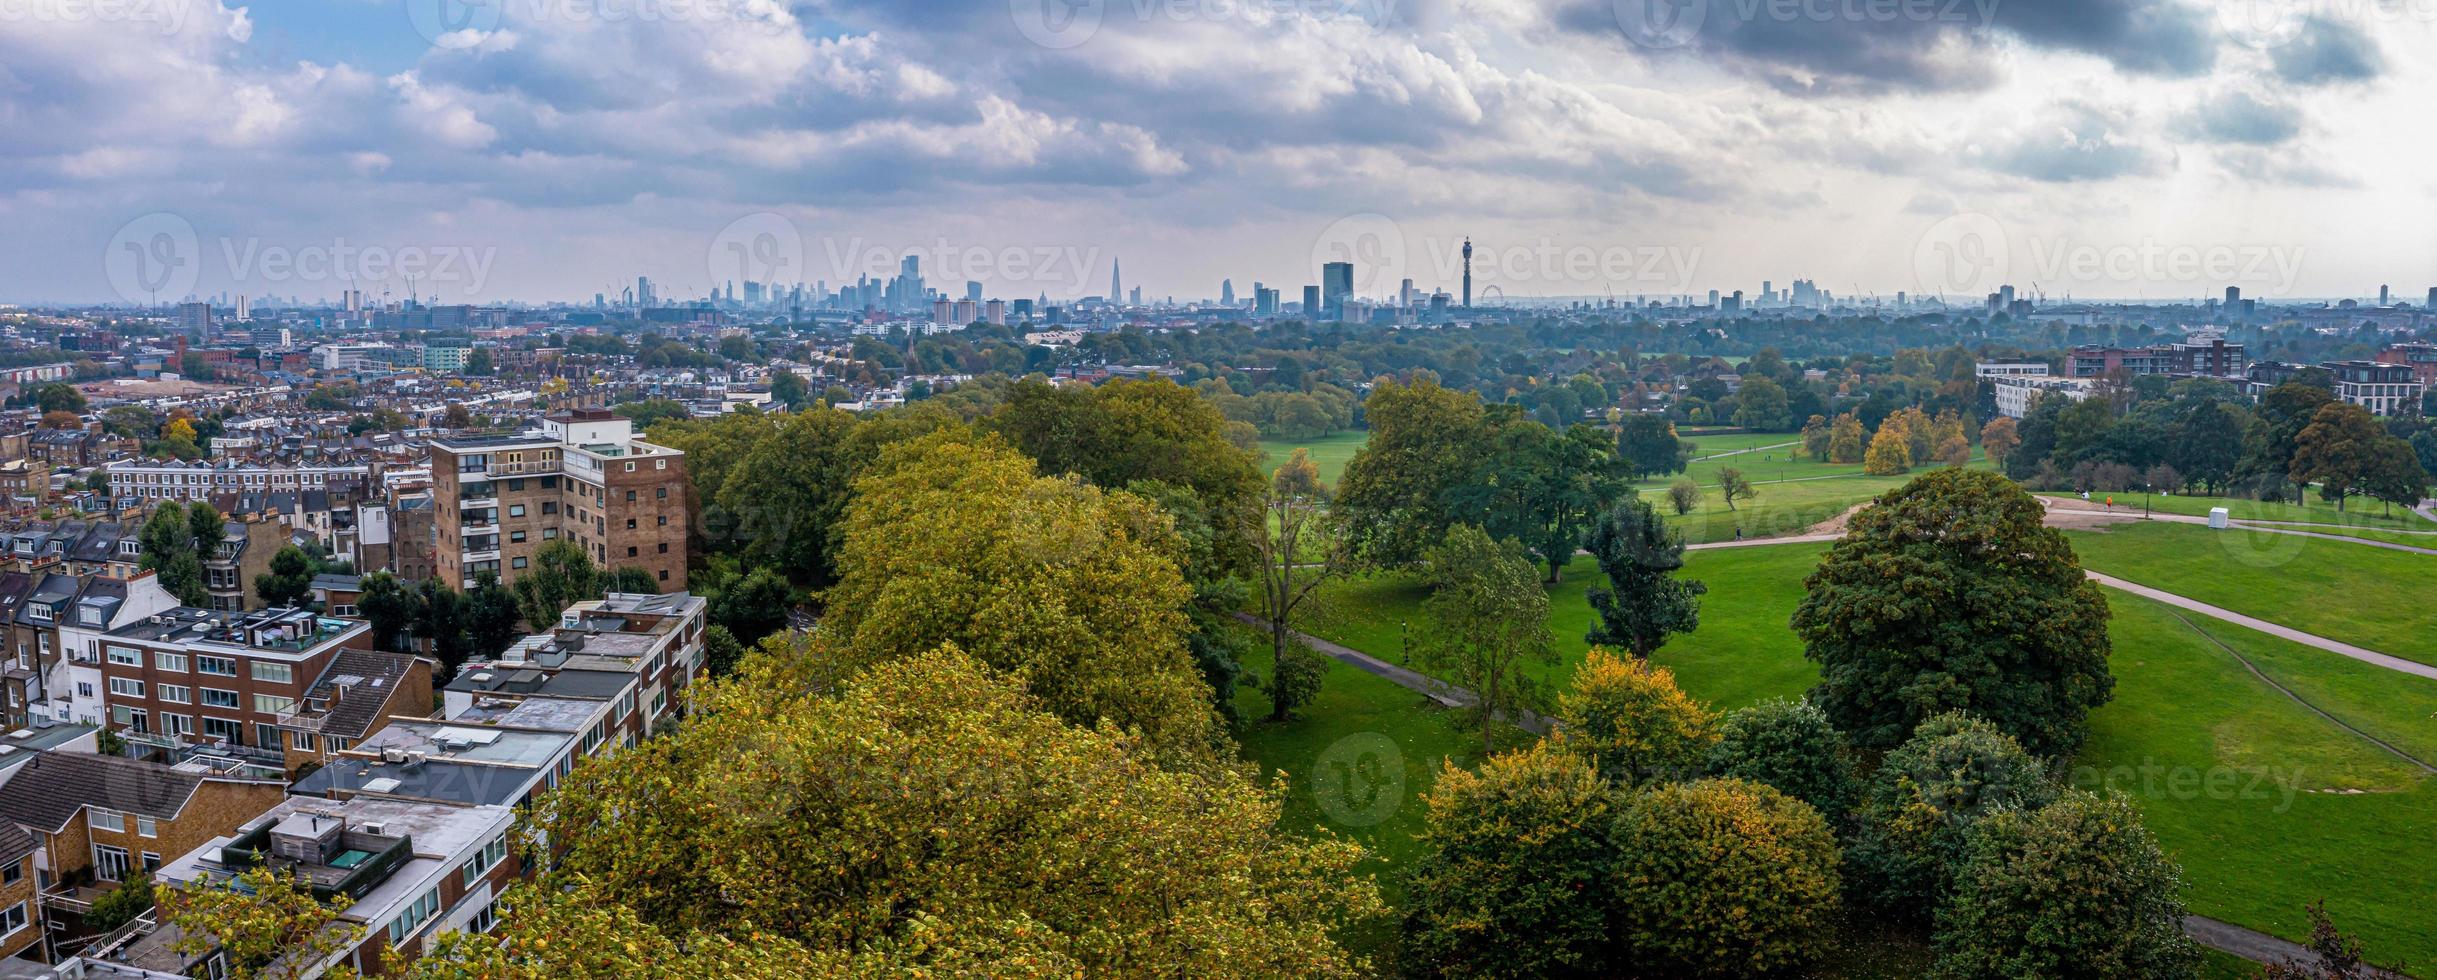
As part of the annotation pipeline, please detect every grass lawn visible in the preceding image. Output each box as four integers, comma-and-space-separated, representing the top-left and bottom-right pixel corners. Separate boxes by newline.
2066, 521, 2437, 667
2055, 491, 2435, 530
1680, 430, 1804, 456
1256, 430, 1368, 487
1227, 627, 1525, 962
1281, 537, 2437, 969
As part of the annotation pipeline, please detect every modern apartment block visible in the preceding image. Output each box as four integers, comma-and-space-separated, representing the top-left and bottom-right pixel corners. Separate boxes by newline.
2068, 337, 2247, 379
427, 410, 690, 592
2323, 360, 2424, 417
73, 607, 383, 765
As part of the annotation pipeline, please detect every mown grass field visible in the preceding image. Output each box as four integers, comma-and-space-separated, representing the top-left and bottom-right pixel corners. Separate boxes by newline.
2067, 521, 2437, 667
1257, 430, 1368, 487
1262, 532, 2437, 970
2052, 491, 2435, 530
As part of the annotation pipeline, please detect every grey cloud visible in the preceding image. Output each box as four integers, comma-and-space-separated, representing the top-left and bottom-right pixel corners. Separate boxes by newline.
2176, 90, 2299, 145
2270, 16, 2382, 84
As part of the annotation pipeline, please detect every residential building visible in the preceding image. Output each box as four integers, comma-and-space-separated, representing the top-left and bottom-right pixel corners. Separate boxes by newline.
2324, 360, 2423, 417
2068, 338, 2246, 378
2375, 342, 2437, 385
77, 607, 375, 764
96, 796, 517, 976
1973, 361, 2051, 378
107, 461, 373, 505
1991, 376, 2095, 419
444, 591, 706, 739
201, 515, 286, 613
21, 573, 181, 734
426, 411, 690, 592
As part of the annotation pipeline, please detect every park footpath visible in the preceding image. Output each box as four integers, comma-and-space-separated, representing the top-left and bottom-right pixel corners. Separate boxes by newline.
1241, 503, 2437, 974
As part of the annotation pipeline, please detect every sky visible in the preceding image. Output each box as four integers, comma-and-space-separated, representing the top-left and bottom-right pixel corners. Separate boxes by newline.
3, 0, 2434, 307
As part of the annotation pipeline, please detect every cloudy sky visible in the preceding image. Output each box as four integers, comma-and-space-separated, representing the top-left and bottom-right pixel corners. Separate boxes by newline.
3, 0, 2433, 307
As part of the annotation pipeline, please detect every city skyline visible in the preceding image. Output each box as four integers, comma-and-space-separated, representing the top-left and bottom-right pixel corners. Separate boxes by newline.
6, 1, 2436, 305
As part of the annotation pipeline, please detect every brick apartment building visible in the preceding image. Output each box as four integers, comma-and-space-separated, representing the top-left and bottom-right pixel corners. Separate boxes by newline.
427, 410, 690, 593
73, 607, 391, 766
2069, 337, 2247, 379
2375, 342, 2437, 386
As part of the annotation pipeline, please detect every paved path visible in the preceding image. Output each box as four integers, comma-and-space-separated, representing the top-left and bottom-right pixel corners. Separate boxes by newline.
2085, 571, 2437, 681
1689, 440, 1799, 462
1227, 612, 1553, 734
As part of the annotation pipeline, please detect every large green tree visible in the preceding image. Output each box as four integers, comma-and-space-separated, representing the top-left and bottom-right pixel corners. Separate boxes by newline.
1443, 422, 1630, 582
1246, 448, 1343, 722
1791, 468, 2113, 757
1606, 778, 1843, 978
137, 502, 211, 607
715, 406, 864, 585
1582, 496, 1704, 659
1845, 712, 2058, 916
252, 545, 314, 609
1401, 741, 1615, 977
2289, 401, 2385, 510
1615, 413, 1685, 479
1335, 377, 1494, 564
1933, 792, 2199, 979
1415, 525, 1558, 751
510, 538, 603, 629
821, 431, 1220, 763
356, 571, 419, 653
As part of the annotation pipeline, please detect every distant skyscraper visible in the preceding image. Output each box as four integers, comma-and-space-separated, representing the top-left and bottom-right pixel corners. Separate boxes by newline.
1321, 261, 1353, 321
1111, 258, 1122, 305
966, 280, 983, 303
1399, 278, 1414, 308
176, 301, 213, 335
1302, 285, 1321, 318
2428, 286, 2436, 309
1221, 279, 1234, 306
636, 276, 655, 307
1129, 286, 1142, 306
2380, 284, 2391, 306
2226, 285, 2240, 307
1461, 238, 1473, 308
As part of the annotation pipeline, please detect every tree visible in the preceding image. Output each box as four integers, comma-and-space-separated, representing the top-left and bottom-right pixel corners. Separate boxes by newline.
1336, 377, 1494, 564
356, 572, 418, 653
1555, 649, 1715, 786
414, 578, 470, 676
1583, 496, 1705, 659
1415, 525, 1558, 751
2144, 463, 2184, 496
1979, 417, 2020, 469
1799, 414, 1833, 460
1732, 376, 1793, 431
1666, 477, 1700, 515
1402, 741, 1615, 977
767, 370, 810, 409
1607, 779, 1842, 978
159, 867, 362, 980
610, 398, 692, 432
1704, 698, 1862, 827
713, 406, 864, 586
442, 403, 474, 429
1846, 712, 2057, 916
39, 409, 81, 429
1616, 413, 1685, 479
1863, 417, 1912, 474
253, 546, 314, 609
1248, 448, 1345, 722
2290, 402, 2385, 510
511, 539, 602, 629
1717, 465, 1756, 511
1933, 792, 2200, 980
35, 382, 86, 414
822, 432, 1219, 763
2361, 437, 2431, 518
1444, 421, 1630, 582
1935, 432, 1972, 466
495, 645, 1379, 978
603, 567, 658, 593
2242, 382, 2337, 485
138, 502, 211, 607
84, 873, 154, 932
708, 564, 792, 644
1791, 468, 2113, 758
2261, 900, 2410, 980
1828, 412, 1867, 464
463, 572, 523, 664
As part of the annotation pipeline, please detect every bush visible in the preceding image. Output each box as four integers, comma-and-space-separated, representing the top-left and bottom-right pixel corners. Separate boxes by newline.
84, 873, 154, 932
1846, 712, 2056, 918
1704, 698, 1861, 826
1555, 649, 1716, 786
1606, 779, 1843, 978
1933, 792, 2200, 979
1402, 741, 1616, 977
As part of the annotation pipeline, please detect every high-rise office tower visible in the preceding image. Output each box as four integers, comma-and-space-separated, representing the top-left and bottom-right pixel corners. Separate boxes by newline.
966, 280, 983, 303
1400, 278, 1414, 308
1110, 258, 1122, 304
1321, 261, 1353, 321
2380, 284, 2390, 306
1302, 285, 1321, 318
1221, 279, 1234, 306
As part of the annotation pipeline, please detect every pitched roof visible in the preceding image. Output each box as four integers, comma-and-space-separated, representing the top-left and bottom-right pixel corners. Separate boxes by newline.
302, 648, 424, 740
0, 752, 212, 831
0, 823, 34, 863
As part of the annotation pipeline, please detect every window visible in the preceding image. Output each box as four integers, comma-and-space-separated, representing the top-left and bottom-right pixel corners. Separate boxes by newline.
459, 832, 510, 887
90, 809, 125, 833
108, 678, 145, 698
508, 504, 525, 518
509, 531, 526, 543
657, 542, 668, 553
656, 486, 667, 499
0, 901, 24, 937
162, 714, 194, 737
625, 519, 636, 530
624, 490, 636, 502
257, 723, 282, 748
201, 716, 243, 744
141, 852, 161, 873
155, 652, 187, 672
201, 688, 240, 708
658, 569, 669, 582
1, 858, 20, 886
253, 694, 296, 715
626, 547, 637, 558
388, 886, 442, 943
106, 646, 142, 667
197, 655, 238, 676
542, 528, 557, 540
158, 684, 190, 704
252, 662, 294, 684
511, 557, 528, 570
137, 816, 157, 838
542, 501, 557, 514
657, 515, 668, 526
